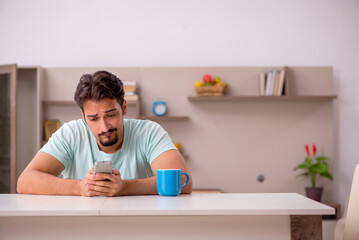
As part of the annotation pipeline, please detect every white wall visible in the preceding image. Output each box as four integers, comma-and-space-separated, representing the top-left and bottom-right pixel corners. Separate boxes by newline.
1, 0, 358, 211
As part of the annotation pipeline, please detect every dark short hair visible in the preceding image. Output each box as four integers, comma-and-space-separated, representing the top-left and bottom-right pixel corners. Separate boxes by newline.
74, 70, 124, 111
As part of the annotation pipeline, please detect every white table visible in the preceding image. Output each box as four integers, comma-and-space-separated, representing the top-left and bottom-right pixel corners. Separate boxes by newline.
0, 193, 334, 240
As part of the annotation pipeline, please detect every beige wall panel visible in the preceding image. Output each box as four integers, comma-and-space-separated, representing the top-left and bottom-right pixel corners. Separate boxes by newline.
44, 67, 141, 101
43, 103, 139, 124
288, 67, 333, 95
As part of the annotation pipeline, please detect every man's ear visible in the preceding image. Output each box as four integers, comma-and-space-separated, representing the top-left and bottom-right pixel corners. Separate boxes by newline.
122, 100, 128, 116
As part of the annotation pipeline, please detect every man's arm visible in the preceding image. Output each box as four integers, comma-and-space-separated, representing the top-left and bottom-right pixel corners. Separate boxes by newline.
121, 149, 192, 195
17, 152, 83, 195
19, 149, 192, 196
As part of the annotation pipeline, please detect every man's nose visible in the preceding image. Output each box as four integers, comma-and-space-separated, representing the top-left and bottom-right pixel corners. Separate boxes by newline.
99, 118, 110, 132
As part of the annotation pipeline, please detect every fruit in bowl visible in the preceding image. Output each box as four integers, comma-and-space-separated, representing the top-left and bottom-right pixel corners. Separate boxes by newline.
194, 74, 228, 96
202, 74, 212, 84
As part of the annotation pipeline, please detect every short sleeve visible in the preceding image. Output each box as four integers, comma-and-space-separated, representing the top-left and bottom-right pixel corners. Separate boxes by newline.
40, 123, 74, 169
144, 121, 177, 164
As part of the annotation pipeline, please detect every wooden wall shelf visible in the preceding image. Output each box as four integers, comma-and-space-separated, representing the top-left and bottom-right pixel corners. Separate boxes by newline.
42, 99, 139, 106
43, 100, 76, 106
42, 101, 188, 122
188, 95, 337, 102
138, 116, 189, 121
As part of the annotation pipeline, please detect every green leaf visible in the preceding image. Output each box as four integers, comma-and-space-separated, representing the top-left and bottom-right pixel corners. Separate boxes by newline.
312, 163, 328, 174
316, 156, 330, 162
296, 163, 309, 169
294, 158, 312, 171
295, 172, 309, 178
320, 172, 333, 181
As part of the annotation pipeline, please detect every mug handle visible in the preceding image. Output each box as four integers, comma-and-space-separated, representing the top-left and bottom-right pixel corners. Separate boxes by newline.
180, 172, 190, 189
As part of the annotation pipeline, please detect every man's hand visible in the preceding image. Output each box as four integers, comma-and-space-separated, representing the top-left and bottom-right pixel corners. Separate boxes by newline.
80, 168, 125, 197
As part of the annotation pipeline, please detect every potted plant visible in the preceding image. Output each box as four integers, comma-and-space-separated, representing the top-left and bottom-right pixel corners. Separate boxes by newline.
293, 144, 333, 202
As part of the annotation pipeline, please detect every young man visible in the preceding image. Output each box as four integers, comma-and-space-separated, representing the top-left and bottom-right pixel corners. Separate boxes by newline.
17, 71, 192, 196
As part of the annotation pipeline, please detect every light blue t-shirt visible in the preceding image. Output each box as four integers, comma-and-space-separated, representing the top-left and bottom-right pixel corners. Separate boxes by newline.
40, 119, 177, 180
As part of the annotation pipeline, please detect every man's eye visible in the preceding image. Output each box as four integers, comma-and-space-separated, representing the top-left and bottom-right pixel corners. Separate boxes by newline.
89, 118, 98, 122
107, 113, 117, 118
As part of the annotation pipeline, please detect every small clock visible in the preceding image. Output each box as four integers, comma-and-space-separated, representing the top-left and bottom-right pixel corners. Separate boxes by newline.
152, 100, 167, 116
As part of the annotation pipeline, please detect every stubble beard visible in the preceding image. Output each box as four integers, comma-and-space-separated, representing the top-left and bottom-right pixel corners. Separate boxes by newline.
98, 129, 119, 147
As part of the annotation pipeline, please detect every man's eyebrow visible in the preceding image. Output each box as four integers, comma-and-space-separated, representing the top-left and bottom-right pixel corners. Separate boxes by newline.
105, 108, 117, 113
86, 113, 98, 118
86, 108, 118, 118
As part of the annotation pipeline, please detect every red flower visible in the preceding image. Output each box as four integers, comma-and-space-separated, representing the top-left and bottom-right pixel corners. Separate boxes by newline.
312, 144, 317, 157
305, 144, 310, 157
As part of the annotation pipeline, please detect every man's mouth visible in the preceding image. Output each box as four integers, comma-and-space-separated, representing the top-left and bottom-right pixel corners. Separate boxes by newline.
98, 128, 117, 138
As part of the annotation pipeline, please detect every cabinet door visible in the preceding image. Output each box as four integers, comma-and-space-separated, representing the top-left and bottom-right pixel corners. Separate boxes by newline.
0, 64, 17, 193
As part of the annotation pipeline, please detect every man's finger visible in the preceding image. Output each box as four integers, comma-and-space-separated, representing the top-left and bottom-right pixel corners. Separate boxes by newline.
88, 184, 111, 194
95, 173, 113, 181
89, 180, 111, 187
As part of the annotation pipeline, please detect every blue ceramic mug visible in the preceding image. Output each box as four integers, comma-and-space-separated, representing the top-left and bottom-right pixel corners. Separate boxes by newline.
157, 169, 189, 196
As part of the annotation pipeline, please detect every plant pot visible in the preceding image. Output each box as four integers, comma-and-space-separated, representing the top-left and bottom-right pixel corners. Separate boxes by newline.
305, 187, 323, 202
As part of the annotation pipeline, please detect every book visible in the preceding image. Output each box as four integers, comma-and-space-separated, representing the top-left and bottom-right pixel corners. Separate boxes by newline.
276, 69, 286, 96
273, 71, 281, 96
259, 72, 266, 96
260, 68, 287, 96
267, 70, 276, 96
265, 71, 272, 96
123, 81, 137, 93
124, 94, 139, 101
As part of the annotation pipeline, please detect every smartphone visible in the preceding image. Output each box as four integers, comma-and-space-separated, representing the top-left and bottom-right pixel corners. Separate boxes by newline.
94, 161, 112, 175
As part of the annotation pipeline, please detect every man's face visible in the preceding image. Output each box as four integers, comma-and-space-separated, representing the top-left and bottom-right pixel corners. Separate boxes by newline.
82, 98, 127, 152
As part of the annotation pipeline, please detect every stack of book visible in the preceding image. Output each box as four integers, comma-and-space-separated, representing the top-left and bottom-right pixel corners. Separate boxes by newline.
123, 81, 138, 101
259, 68, 287, 96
